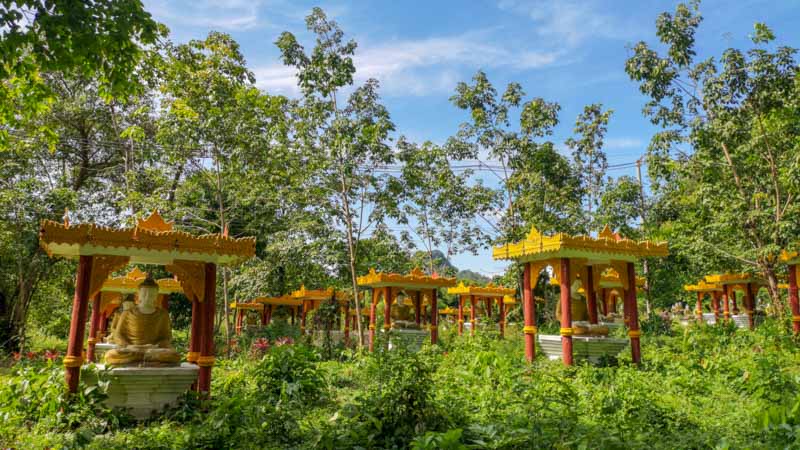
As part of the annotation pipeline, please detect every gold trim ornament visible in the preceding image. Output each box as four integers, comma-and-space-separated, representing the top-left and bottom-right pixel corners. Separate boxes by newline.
63, 355, 83, 368
186, 351, 199, 363
197, 356, 215, 367
560, 327, 574, 336
368, 324, 375, 330
87, 338, 97, 345
523, 325, 538, 334
628, 330, 642, 338
429, 325, 438, 330
792, 316, 800, 323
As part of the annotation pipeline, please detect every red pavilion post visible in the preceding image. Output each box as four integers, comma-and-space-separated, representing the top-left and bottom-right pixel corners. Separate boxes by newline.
485, 298, 492, 318
789, 264, 800, 334
469, 294, 477, 336
745, 282, 756, 330
235, 308, 243, 335
383, 287, 392, 335
586, 267, 598, 324
197, 262, 216, 395
457, 295, 464, 335
65, 255, 93, 393
712, 292, 720, 322
368, 289, 377, 352
430, 288, 438, 344
722, 285, 731, 323
625, 262, 642, 364
522, 262, 536, 362
559, 258, 573, 366
86, 292, 102, 362
498, 298, 506, 338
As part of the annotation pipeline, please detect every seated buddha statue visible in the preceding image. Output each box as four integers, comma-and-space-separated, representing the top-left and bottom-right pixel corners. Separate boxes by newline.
104, 276, 181, 367
390, 294, 420, 330
106, 296, 135, 343
556, 280, 608, 336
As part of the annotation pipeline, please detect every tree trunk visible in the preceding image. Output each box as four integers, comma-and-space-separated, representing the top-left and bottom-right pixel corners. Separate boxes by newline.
761, 264, 784, 319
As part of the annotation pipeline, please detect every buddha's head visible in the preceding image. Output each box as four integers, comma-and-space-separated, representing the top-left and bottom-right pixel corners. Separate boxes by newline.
137, 275, 159, 310
121, 295, 135, 311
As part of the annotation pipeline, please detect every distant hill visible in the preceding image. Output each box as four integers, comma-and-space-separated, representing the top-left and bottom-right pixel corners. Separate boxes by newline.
456, 269, 491, 284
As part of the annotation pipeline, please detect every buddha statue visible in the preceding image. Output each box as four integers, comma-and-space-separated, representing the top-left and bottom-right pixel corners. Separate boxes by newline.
106, 296, 135, 343
390, 292, 420, 330
557, 279, 609, 336
104, 276, 181, 366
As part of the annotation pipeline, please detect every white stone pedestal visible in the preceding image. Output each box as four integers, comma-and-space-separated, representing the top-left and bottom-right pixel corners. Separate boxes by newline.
538, 334, 629, 363
94, 343, 116, 360
88, 363, 199, 419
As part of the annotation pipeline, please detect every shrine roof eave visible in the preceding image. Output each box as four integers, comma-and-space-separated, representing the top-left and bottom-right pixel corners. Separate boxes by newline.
447, 282, 515, 297
39, 219, 255, 266
683, 283, 722, 292
492, 247, 659, 264
356, 268, 456, 290
230, 302, 264, 310
253, 296, 302, 307
703, 274, 764, 286
780, 250, 800, 265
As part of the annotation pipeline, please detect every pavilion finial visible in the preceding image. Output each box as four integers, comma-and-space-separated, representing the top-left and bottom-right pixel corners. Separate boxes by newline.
598, 224, 615, 240
137, 210, 173, 232
527, 225, 542, 241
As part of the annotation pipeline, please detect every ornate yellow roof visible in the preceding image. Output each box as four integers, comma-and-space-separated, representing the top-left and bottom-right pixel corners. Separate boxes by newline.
704, 273, 764, 286
100, 267, 183, 295
683, 280, 722, 292
447, 281, 515, 297
252, 295, 302, 307
357, 268, 456, 290
39, 210, 255, 265
503, 295, 517, 304
780, 250, 800, 265
492, 225, 668, 263
230, 302, 264, 310
291, 285, 350, 303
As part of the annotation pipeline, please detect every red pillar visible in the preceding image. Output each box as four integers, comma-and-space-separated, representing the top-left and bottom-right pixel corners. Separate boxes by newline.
559, 258, 573, 366
625, 262, 642, 364
430, 288, 438, 344
586, 267, 598, 324
98, 312, 108, 342
368, 289, 377, 352
745, 282, 755, 330
197, 262, 216, 395
86, 292, 102, 362
695, 292, 703, 323
469, 294, 477, 336
732, 291, 739, 314
65, 255, 93, 393
188, 297, 201, 365
712, 292, 720, 322
485, 298, 492, 318
722, 286, 731, 323
300, 301, 308, 335
341, 301, 349, 342
611, 292, 617, 314
600, 288, 608, 316
522, 262, 536, 362
499, 298, 506, 338
235, 309, 243, 335
457, 295, 464, 336
383, 287, 392, 334
414, 291, 422, 326
789, 264, 800, 334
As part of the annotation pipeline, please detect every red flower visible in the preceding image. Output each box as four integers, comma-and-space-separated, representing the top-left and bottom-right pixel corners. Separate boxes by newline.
26, 351, 36, 360
12, 352, 21, 361
44, 350, 59, 361
275, 337, 294, 347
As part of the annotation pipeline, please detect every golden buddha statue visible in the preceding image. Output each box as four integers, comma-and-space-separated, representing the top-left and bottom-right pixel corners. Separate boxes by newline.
390, 292, 420, 330
104, 276, 181, 366
557, 280, 608, 336
106, 296, 135, 343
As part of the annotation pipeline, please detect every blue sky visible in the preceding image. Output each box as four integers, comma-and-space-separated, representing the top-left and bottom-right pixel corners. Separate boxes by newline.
143, 0, 800, 276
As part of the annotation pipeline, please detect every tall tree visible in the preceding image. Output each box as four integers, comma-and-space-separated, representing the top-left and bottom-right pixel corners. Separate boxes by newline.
277, 8, 397, 346
450, 71, 584, 241
0, 0, 161, 137
566, 103, 612, 227
391, 138, 498, 274
626, 2, 800, 309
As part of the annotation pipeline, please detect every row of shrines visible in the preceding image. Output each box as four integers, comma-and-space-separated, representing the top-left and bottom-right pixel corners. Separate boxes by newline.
39, 211, 800, 397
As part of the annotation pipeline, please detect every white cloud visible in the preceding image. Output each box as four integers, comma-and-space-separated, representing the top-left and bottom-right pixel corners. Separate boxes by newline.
497, 0, 634, 46
144, 0, 266, 31
254, 31, 562, 97
605, 137, 644, 150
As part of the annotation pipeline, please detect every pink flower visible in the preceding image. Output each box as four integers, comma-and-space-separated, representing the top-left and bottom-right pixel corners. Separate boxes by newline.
275, 337, 294, 347
25, 351, 36, 360
12, 352, 21, 361
44, 350, 59, 361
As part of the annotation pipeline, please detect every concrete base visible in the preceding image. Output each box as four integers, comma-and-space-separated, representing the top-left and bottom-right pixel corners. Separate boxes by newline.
702, 313, 717, 325
94, 343, 116, 360
87, 363, 198, 419
538, 334, 629, 363
387, 329, 429, 351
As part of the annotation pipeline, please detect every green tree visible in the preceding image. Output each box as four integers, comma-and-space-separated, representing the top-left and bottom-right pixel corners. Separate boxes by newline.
626, 2, 800, 310
0, 0, 161, 137
392, 138, 499, 274
565, 103, 613, 227
276, 8, 397, 347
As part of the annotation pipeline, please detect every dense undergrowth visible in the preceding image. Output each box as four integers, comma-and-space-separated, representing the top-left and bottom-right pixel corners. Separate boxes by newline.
2, 320, 799, 449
